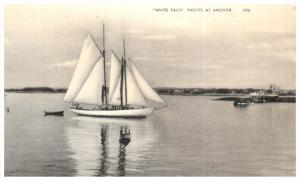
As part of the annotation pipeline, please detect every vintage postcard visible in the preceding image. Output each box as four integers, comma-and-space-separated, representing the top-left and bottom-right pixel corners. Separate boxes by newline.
3, 3, 296, 178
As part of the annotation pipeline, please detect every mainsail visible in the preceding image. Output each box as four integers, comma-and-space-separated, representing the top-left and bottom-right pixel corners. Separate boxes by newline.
110, 63, 147, 106
108, 51, 122, 102
64, 33, 102, 103
129, 61, 166, 105
73, 58, 104, 105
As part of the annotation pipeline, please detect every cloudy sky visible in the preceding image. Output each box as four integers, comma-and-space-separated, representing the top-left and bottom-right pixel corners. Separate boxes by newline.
5, 5, 295, 89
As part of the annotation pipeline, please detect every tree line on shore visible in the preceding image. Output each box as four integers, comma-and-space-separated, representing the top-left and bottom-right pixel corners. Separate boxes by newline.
4, 87, 296, 96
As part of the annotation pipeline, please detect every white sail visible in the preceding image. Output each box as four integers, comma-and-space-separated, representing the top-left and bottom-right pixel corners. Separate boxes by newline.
130, 61, 165, 104
125, 66, 148, 106
110, 77, 123, 105
110, 63, 147, 106
108, 51, 121, 102
64, 33, 102, 102
73, 59, 104, 105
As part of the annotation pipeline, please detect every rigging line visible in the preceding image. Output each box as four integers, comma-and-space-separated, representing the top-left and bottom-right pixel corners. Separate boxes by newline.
87, 31, 103, 57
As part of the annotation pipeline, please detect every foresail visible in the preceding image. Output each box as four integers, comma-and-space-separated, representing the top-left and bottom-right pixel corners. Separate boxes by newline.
109, 64, 147, 106
130, 61, 166, 105
108, 51, 121, 102
73, 58, 104, 105
64, 33, 102, 102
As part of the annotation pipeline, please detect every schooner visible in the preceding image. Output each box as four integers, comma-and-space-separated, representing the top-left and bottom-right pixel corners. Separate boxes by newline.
64, 25, 166, 117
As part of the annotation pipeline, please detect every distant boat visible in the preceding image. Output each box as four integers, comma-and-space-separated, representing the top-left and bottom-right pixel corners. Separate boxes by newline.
64, 24, 166, 118
233, 99, 250, 107
44, 110, 64, 116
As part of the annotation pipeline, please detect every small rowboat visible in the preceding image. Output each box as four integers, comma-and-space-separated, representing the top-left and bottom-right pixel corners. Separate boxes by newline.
233, 99, 250, 107
43, 110, 64, 116
233, 102, 249, 107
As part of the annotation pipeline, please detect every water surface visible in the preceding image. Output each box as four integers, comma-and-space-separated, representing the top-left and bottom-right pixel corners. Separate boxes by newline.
5, 93, 295, 176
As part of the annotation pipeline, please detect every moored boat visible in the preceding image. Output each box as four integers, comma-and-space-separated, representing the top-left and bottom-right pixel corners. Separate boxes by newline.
64, 24, 166, 118
44, 110, 64, 116
233, 99, 250, 107
69, 107, 153, 118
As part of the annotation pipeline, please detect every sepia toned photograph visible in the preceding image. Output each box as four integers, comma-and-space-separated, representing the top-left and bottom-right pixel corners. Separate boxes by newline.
4, 4, 296, 177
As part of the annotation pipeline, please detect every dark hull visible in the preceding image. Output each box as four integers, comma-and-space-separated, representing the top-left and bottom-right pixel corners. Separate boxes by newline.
44, 111, 64, 116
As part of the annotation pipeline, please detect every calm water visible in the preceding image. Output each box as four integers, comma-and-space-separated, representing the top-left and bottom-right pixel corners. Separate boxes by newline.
4, 93, 295, 176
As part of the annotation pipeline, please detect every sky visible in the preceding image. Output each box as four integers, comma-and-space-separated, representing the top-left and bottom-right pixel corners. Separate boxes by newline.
4, 5, 296, 89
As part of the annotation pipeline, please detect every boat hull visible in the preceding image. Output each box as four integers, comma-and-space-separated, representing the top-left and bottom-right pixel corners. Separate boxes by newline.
69, 108, 154, 118
233, 102, 249, 107
44, 111, 64, 116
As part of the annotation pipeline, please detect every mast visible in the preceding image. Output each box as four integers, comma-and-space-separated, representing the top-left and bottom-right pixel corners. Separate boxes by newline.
123, 37, 128, 106
120, 58, 124, 108
102, 23, 108, 108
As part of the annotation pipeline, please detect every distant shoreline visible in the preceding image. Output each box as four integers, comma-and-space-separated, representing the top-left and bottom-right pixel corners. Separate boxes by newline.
215, 96, 296, 103
4, 87, 296, 96
5, 87, 66, 93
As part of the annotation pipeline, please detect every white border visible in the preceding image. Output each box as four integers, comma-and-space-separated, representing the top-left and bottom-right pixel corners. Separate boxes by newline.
1, 0, 298, 183
0, 0, 4, 180
1, 0, 299, 4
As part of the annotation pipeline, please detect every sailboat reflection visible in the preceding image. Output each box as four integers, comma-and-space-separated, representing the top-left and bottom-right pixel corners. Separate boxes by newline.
97, 124, 131, 176
118, 125, 131, 176
67, 116, 157, 176
97, 125, 108, 176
